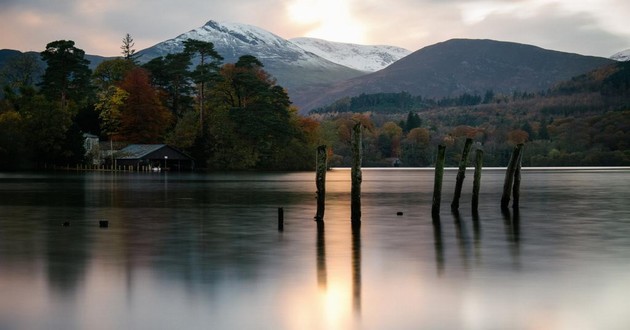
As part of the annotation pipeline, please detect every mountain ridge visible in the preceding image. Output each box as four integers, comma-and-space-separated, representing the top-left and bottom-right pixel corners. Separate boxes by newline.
293, 38, 615, 112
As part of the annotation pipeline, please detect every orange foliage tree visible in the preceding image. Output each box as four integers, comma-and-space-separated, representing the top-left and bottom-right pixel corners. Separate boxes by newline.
118, 67, 173, 143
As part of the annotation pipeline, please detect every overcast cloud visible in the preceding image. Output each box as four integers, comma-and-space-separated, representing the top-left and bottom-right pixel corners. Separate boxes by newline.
1, 0, 628, 57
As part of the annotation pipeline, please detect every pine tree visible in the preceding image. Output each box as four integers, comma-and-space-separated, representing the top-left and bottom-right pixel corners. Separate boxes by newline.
121, 33, 139, 63
40, 40, 92, 109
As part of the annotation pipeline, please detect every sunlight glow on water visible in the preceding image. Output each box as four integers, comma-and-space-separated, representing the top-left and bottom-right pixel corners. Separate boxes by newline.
1, 168, 629, 329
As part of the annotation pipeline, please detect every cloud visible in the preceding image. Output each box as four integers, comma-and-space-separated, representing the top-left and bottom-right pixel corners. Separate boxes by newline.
0, 0, 628, 57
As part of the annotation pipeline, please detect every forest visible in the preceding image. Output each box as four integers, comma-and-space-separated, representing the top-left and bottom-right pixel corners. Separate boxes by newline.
311, 62, 630, 167
0, 36, 629, 170
0, 37, 318, 170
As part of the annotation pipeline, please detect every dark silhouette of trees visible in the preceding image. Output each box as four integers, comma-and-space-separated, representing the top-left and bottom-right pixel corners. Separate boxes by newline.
40, 40, 92, 109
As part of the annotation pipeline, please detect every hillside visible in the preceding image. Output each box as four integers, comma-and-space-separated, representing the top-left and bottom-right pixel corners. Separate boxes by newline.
294, 39, 615, 112
309, 61, 630, 167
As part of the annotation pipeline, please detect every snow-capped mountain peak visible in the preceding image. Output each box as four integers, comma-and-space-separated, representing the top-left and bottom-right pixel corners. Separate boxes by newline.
611, 49, 630, 61
138, 20, 366, 93
290, 37, 411, 72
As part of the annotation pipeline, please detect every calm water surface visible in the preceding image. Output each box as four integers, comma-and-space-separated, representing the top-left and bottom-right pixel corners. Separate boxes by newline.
1, 168, 629, 329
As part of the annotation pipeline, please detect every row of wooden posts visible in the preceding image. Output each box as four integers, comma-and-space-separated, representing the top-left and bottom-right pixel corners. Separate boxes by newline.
308, 123, 524, 225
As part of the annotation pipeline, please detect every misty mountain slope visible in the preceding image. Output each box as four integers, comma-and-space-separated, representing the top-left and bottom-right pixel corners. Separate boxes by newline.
295, 39, 615, 111
611, 49, 630, 61
138, 20, 366, 92
290, 37, 411, 72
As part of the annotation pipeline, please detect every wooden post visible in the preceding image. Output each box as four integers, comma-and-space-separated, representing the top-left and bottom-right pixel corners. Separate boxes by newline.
278, 207, 284, 231
512, 150, 523, 209
451, 138, 473, 211
351, 123, 362, 224
501, 143, 524, 209
432, 145, 446, 218
472, 149, 484, 213
315, 145, 327, 222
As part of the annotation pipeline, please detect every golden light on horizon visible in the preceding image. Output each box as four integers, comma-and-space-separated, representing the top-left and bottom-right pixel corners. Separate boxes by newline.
287, 0, 366, 44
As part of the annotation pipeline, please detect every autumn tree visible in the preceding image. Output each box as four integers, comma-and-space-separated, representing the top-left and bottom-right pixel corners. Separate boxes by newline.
118, 67, 172, 143
93, 58, 135, 90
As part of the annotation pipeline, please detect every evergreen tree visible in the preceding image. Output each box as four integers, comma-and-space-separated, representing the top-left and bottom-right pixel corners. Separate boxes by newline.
183, 39, 223, 130
404, 111, 422, 132
121, 33, 139, 63
143, 52, 193, 118
40, 40, 92, 109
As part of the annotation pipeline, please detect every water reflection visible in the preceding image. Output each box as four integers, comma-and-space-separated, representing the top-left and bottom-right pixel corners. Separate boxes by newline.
1, 169, 630, 329
502, 207, 522, 268
432, 218, 445, 276
351, 223, 361, 317
316, 221, 327, 289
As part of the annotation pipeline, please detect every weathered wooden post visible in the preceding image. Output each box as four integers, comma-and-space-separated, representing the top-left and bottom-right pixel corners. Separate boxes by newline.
451, 138, 473, 211
471, 148, 484, 213
278, 207, 284, 231
501, 143, 524, 209
431, 145, 446, 218
315, 145, 327, 222
512, 150, 523, 209
351, 123, 362, 224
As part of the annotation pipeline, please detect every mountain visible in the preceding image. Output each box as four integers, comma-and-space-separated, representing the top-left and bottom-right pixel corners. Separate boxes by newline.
611, 49, 630, 62
289, 37, 411, 72
295, 39, 615, 112
137, 20, 365, 93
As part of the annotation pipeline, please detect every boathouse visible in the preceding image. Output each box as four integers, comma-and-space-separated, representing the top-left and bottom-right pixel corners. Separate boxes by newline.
116, 144, 194, 170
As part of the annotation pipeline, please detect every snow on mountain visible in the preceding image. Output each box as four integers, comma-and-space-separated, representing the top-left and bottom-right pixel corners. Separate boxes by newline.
611, 49, 630, 61
141, 20, 318, 65
290, 37, 411, 72
138, 20, 365, 91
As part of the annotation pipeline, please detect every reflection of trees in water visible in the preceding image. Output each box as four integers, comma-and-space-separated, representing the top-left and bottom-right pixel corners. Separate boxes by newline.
44, 178, 90, 294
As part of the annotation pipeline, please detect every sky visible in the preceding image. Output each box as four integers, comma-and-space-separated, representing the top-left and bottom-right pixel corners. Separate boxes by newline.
1, 0, 629, 58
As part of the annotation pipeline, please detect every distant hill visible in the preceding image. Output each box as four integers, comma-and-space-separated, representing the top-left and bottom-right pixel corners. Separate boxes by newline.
0, 49, 113, 71
294, 39, 615, 112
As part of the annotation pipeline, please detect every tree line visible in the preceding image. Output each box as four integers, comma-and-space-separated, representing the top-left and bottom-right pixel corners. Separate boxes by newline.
0, 36, 318, 170
311, 61, 630, 167
1, 37, 628, 171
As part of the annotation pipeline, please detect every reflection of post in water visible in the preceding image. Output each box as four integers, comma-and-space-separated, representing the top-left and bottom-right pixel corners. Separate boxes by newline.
502, 207, 521, 267
472, 210, 482, 265
316, 221, 327, 289
452, 210, 470, 270
351, 222, 362, 316
432, 216, 445, 276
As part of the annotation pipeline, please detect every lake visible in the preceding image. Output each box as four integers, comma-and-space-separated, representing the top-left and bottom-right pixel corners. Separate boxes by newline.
1, 168, 629, 329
